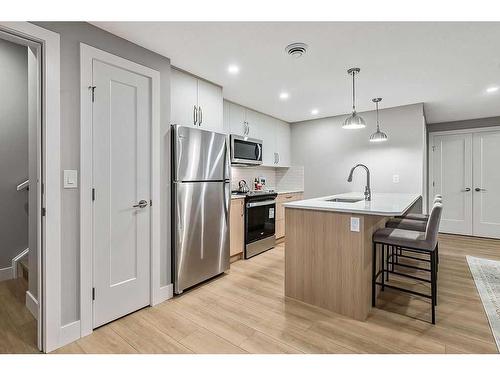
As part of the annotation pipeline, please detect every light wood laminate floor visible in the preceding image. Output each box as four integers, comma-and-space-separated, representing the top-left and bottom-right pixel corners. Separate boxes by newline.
0, 277, 38, 353
49, 234, 499, 353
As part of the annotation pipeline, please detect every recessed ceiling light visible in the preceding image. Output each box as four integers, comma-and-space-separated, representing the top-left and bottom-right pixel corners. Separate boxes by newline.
279, 92, 289, 100
227, 64, 239, 74
486, 86, 499, 93
311, 109, 319, 115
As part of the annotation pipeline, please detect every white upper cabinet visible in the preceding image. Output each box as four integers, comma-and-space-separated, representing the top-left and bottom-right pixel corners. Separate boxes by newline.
171, 69, 198, 128
197, 79, 223, 131
171, 68, 223, 132
224, 99, 292, 167
274, 119, 291, 167
228, 102, 247, 136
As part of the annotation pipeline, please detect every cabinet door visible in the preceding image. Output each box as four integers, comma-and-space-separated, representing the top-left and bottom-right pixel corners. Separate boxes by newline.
197, 79, 223, 132
171, 68, 198, 128
244, 108, 262, 139
274, 120, 291, 167
228, 102, 247, 136
230, 199, 244, 256
247, 110, 275, 166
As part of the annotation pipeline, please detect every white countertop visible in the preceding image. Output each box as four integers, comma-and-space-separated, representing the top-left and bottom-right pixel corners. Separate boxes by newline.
283, 192, 421, 216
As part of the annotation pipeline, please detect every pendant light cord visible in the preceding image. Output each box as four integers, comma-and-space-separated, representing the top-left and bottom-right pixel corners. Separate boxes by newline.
376, 101, 380, 131
352, 71, 356, 112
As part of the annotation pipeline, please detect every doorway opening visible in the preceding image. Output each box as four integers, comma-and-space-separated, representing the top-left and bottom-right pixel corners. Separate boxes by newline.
0, 30, 42, 353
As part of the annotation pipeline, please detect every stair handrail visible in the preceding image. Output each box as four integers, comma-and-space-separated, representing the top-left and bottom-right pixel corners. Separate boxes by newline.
17, 179, 29, 191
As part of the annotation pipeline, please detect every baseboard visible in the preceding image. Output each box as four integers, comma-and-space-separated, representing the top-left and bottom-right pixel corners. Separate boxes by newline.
59, 320, 81, 349
26, 291, 39, 320
0, 266, 13, 282
153, 283, 173, 305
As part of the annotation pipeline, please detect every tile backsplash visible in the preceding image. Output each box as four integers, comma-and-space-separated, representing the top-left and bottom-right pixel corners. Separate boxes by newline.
231, 165, 304, 192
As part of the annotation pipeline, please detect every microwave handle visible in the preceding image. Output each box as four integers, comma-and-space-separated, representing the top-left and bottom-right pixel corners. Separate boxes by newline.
256, 144, 262, 161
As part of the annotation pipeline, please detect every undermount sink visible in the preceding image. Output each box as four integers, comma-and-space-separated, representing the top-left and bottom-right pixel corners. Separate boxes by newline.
325, 197, 364, 203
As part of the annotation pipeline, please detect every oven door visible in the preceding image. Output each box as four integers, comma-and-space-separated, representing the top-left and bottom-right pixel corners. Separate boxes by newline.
231, 135, 262, 165
245, 200, 276, 243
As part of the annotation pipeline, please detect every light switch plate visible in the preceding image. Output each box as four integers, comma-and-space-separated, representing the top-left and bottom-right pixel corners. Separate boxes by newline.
350, 217, 360, 232
64, 169, 78, 189
393, 174, 400, 183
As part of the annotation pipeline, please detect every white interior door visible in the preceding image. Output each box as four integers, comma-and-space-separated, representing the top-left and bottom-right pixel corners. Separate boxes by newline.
92, 60, 151, 328
431, 133, 473, 235
472, 130, 500, 238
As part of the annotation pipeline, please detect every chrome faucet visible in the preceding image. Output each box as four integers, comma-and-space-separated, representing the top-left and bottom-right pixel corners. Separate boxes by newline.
347, 164, 371, 201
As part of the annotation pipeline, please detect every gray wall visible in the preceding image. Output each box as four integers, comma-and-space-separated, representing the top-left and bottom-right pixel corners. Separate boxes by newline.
427, 116, 500, 132
0, 38, 28, 269
33, 22, 172, 326
291, 103, 425, 199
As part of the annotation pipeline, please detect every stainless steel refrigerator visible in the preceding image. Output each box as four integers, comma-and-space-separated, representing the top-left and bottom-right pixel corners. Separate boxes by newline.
172, 125, 230, 294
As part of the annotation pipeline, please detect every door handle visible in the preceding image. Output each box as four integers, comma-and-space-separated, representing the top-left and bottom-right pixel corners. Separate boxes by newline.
462, 188, 471, 192
198, 106, 203, 126
133, 199, 149, 209
475, 188, 486, 192
193, 105, 197, 126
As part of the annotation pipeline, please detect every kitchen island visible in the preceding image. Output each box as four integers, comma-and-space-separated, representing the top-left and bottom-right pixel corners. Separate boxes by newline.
283, 192, 421, 321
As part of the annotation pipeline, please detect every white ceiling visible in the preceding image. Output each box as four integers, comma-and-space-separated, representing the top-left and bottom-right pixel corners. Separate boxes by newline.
93, 22, 500, 124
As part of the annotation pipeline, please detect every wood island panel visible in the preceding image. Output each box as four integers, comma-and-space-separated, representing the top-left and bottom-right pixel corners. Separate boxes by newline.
284, 207, 386, 321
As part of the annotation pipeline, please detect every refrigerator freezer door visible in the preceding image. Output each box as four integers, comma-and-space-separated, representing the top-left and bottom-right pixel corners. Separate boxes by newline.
173, 125, 229, 182
174, 181, 230, 293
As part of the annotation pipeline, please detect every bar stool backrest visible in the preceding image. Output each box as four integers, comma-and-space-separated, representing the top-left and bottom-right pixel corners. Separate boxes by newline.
425, 202, 443, 249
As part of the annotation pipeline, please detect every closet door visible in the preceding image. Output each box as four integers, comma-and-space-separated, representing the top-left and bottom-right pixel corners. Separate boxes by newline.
431, 133, 473, 235
472, 130, 500, 238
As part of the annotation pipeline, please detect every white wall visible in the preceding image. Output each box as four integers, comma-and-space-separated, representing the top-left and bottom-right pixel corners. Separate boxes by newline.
291, 103, 425, 199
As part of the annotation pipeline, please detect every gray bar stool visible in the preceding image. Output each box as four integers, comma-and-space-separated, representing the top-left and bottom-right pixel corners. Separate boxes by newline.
372, 203, 443, 324
386, 196, 443, 268
396, 195, 442, 221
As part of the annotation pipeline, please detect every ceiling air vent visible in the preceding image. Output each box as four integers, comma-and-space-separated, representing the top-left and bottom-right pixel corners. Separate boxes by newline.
285, 43, 308, 58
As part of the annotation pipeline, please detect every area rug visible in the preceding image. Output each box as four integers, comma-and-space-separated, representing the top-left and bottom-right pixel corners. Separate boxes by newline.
466, 256, 500, 352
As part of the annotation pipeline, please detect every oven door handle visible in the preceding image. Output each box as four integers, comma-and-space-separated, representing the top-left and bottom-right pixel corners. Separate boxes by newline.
246, 200, 275, 208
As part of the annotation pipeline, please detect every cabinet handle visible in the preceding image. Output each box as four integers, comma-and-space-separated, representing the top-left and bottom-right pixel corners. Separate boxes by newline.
277, 153, 280, 164
247, 122, 250, 135
193, 105, 197, 126
475, 187, 486, 192
198, 106, 203, 126
462, 188, 471, 192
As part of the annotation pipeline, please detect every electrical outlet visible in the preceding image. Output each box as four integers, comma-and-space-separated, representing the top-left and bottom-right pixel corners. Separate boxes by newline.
393, 174, 400, 183
350, 217, 360, 232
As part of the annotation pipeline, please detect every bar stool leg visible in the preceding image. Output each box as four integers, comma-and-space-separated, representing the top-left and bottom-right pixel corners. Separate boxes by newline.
386, 245, 390, 281
372, 242, 376, 307
381, 244, 385, 291
431, 251, 436, 324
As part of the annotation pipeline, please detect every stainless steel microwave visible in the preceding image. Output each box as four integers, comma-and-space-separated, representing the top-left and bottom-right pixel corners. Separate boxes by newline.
230, 134, 263, 165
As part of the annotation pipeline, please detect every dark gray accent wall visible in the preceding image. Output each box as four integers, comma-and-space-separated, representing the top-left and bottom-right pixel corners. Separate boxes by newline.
32, 22, 171, 325
0, 38, 28, 270
428, 116, 500, 132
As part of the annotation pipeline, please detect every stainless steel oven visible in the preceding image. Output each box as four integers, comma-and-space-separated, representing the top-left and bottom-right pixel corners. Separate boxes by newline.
244, 192, 277, 258
230, 134, 263, 165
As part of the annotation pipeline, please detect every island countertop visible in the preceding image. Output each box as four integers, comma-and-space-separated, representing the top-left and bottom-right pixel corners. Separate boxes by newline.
283, 192, 421, 216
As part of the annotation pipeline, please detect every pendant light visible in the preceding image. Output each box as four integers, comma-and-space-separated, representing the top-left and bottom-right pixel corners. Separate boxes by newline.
343, 67, 366, 129
369, 97, 388, 142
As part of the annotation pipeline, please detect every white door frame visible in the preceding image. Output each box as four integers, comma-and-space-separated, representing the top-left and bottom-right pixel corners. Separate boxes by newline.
428, 125, 500, 224
0, 22, 61, 353
80, 43, 163, 338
